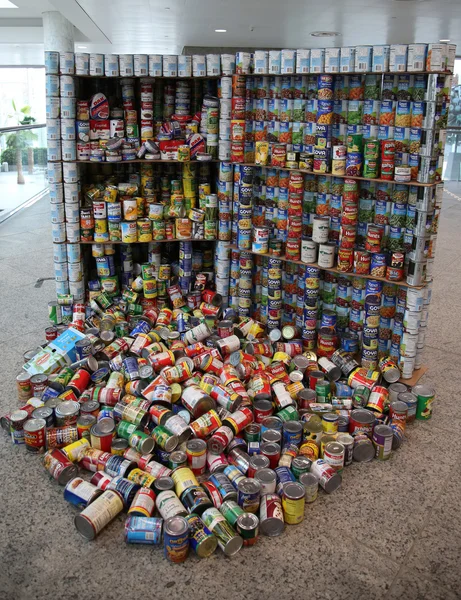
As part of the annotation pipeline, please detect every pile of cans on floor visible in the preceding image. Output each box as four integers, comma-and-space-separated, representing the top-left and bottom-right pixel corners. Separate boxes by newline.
3, 279, 435, 561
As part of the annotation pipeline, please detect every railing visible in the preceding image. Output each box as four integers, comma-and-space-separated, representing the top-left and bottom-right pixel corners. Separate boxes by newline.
0, 123, 48, 222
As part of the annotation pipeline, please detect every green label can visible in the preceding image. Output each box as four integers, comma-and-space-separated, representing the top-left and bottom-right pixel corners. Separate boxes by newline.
220, 500, 244, 527
117, 421, 137, 440
276, 405, 299, 422
413, 384, 435, 420
315, 380, 331, 403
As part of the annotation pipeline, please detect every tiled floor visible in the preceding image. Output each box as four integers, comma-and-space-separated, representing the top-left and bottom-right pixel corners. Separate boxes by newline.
0, 189, 460, 600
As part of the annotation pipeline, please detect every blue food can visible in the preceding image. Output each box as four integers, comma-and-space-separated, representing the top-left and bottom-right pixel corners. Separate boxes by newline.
125, 516, 163, 544
130, 318, 151, 336
340, 332, 359, 353
122, 356, 140, 381
282, 421, 303, 446
275, 466, 296, 496
108, 476, 140, 507
64, 477, 101, 508
335, 381, 352, 397
209, 472, 237, 501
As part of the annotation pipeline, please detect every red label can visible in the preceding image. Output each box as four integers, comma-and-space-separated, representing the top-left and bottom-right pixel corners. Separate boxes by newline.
68, 368, 91, 396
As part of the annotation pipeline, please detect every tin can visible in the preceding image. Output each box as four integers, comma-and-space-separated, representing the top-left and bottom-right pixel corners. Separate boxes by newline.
310, 458, 342, 493
125, 515, 162, 544
201, 507, 243, 556
236, 477, 261, 513
62, 438, 90, 462
184, 513, 218, 558
156, 490, 187, 519
281, 481, 306, 524
44, 449, 78, 485
299, 472, 319, 503
373, 424, 393, 460
74, 490, 124, 540
259, 493, 285, 536
64, 477, 102, 508
23, 418, 46, 453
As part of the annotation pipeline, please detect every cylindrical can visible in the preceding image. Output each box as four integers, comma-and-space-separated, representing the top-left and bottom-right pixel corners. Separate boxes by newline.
74, 490, 124, 540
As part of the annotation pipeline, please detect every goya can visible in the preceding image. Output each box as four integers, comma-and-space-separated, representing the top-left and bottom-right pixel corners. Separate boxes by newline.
164, 515, 189, 563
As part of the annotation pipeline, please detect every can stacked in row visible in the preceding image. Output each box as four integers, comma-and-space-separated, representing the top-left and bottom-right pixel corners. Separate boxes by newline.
229, 249, 431, 378
218, 74, 233, 160
232, 71, 450, 183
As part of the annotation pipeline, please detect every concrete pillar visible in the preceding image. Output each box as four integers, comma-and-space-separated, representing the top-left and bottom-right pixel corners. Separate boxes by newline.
42, 11, 74, 52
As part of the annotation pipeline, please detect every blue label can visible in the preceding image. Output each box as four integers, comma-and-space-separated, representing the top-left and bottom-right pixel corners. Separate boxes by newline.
125, 516, 163, 544
164, 516, 189, 562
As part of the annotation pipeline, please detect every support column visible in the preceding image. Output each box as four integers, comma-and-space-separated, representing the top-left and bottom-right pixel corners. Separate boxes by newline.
42, 11, 74, 52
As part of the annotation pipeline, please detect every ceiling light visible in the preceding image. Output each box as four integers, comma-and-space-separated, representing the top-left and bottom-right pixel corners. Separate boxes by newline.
0, 0, 18, 7
77, 46, 87, 49
215, 29, 227, 33
310, 31, 340, 37
440, 39, 450, 42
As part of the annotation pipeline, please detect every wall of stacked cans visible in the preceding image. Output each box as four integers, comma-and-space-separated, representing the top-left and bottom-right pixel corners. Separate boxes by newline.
45, 44, 453, 380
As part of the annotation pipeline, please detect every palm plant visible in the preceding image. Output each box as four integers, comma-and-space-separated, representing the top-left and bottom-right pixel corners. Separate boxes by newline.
6, 102, 37, 184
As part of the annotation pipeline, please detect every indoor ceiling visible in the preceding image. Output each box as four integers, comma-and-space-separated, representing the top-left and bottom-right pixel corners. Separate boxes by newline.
0, 0, 460, 65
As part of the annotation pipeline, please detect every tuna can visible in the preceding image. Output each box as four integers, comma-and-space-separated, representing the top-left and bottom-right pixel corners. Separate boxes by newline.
372, 424, 393, 460
125, 515, 162, 543
74, 490, 124, 540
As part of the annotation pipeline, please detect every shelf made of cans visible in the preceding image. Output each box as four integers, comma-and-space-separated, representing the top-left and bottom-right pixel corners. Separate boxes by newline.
228, 244, 426, 290
71, 238, 217, 245
236, 71, 451, 78
68, 74, 223, 80
231, 162, 440, 188
48, 159, 221, 165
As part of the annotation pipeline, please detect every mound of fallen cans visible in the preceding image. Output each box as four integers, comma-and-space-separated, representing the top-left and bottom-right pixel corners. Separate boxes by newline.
4, 285, 435, 561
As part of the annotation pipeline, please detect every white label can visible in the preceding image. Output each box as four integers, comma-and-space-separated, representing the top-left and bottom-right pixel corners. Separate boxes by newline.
63, 163, 78, 184
54, 261, 68, 282
68, 261, 83, 282
61, 118, 76, 141
269, 50, 281, 74
134, 54, 148, 76
67, 243, 82, 264
162, 55, 178, 77
60, 97, 76, 119
66, 222, 80, 243
61, 140, 77, 161
45, 51, 59, 75
50, 202, 65, 224
46, 97, 60, 119
254, 50, 269, 74
400, 331, 419, 357
59, 52, 75, 75
69, 279, 85, 300
301, 238, 318, 263
119, 54, 134, 76
75, 52, 89, 75
60, 75, 75, 98
49, 183, 64, 203
64, 182, 79, 203
46, 74, 60, 97
318, 243, 335, 268
155, 490, 186, 519
46, 118, 60, 140
220, 54, 235, 75
47, 140, 61, 162
51, 221, 66, 243
148, 55, 162, 76
206, 54, 220, 76
312, 216, 330, 243
104, 54, 120, 77
178, 55, 192, 77
53, 242, 67, 264
48, 162, 62, 183
89, 53, 104, 76
56, 280, 70, 295
296, 49, 310, 74
65, 204, 80, 223
192, 55, 206, 77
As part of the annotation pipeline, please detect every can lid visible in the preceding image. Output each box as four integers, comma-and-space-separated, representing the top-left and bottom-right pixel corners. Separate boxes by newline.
154, 476, 175, 493
24, 418, 46, 433
254, 467, 276, 484
223, 533, 243, 556
236, 512, 259, 531
299, 472, 318, 487
164, 515, 189, 537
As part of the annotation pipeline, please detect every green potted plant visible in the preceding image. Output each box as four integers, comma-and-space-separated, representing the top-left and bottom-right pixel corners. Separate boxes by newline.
5, 101, 37, 184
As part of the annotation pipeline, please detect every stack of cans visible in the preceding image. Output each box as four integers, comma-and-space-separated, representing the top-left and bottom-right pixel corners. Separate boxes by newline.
218, 74, 232, 161
229, 249, 241, 311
